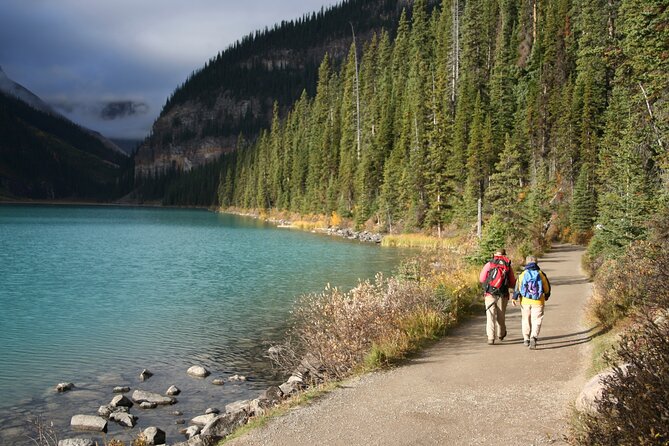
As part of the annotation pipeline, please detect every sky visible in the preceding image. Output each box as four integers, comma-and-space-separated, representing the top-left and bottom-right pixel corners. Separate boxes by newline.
0, 0, 341, 140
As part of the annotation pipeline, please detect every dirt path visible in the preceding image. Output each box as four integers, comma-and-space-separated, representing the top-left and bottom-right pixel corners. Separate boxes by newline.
227, 244, 594, 446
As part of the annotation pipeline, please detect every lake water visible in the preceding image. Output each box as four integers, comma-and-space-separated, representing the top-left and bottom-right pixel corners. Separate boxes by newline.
0, 205, 408, 444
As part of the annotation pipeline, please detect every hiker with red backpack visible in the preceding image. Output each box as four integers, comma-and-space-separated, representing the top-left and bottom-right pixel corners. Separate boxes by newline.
479, 249, 516, 345
512, 255, 552, 350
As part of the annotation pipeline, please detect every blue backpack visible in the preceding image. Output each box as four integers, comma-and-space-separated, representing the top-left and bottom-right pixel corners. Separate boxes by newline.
522, 269, 543, 300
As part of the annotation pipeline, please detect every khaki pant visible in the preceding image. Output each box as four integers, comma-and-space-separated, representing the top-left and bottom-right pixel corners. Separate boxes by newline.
484, 295, 508, 341
520, 302, 545, 340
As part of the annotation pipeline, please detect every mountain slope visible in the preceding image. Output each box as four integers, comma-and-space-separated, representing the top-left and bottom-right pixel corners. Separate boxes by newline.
0, 91, 132, 200
134, 0, 414, 177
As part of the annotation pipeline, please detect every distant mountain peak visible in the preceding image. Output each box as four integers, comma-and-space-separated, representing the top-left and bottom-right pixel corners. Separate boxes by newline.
0, 66, 57, 115
0, 67, 127, 157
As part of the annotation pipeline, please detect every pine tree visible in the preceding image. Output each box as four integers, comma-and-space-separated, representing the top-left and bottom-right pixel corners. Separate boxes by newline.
570, 162, 597, 233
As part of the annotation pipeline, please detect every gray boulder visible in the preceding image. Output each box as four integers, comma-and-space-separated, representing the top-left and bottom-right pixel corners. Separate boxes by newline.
56, 382, 75, 393
260, 386, 284, 404
166, 385, 181, 395
58, 439, 95, 446
200, 410, 249, 442
172, 434, 212, 446
139, 369, 153, 381
211, 378, 225, 386
190, 413, 217, 426
187, 365, 210, 378
205, 407, 219, 415
132, 389, 176, 405
279, 380, 301, 397
70, 415, 107, 433
109, 412, 137, 428
576, 365, 630, 415
97, 405, 113, 419
140, 401, 158, 409
228, 374, 246, 382
185, 425, 201, 439
110, 394, 133, 408
112, 386, 130, 393
142, 426, 166, 445
225, 399, 251, 414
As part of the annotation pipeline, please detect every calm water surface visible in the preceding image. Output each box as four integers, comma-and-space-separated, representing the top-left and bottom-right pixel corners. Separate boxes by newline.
0, 205, 408, 444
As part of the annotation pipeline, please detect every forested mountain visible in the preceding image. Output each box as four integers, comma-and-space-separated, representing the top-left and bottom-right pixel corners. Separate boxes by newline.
144, 0, 666, 263
134, 0, 416, 177
0, 92, 134, 200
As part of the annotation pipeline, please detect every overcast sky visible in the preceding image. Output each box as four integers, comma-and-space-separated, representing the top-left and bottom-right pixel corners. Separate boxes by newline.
0, 0, 341, 140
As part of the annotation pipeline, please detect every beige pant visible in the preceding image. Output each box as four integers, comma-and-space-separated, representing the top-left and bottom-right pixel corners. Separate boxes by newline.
485, 295, 508, 341
520, 303, 545, 340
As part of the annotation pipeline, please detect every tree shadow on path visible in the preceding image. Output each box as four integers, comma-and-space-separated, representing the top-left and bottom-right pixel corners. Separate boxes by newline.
536, 325, 606, 350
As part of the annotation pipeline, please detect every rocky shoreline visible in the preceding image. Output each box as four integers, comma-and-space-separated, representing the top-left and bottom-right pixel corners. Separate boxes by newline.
46, 354, 325, 446
225, 210, 384, 244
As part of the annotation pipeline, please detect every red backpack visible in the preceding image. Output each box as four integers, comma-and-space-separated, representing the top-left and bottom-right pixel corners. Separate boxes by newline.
484, 258, 511, 296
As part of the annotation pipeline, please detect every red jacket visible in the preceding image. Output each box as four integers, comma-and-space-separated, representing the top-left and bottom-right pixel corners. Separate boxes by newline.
479, 255, 516, 297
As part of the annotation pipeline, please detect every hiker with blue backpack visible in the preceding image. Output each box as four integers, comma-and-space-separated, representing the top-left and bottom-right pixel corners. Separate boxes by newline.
512, 255, 552, 350
479, 249, 516, 345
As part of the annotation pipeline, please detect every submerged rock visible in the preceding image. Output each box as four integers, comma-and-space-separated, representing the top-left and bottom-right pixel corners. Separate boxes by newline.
139, 369, 153, 381
56, 382, 75, 393
112, 386, 130, 393
211, 378, 225, 386
140, 401, 158, 409
228, 374, 246, 382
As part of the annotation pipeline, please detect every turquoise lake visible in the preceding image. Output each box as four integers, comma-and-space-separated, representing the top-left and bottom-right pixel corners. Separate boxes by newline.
0, 205, 408, 444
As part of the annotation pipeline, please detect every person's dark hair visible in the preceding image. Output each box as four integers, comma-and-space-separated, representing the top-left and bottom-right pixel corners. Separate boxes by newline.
494, 249, 506, 256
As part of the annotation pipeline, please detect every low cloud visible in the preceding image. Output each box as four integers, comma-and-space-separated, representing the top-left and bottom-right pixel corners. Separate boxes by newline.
100, 101, 149, 120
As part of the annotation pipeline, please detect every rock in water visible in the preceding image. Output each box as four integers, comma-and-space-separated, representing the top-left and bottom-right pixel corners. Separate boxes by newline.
139, 369, 153, 381
112, 386, 130, 393
70, 415, 107, 432
142, 426, 166, 445
110, 394, 133, 408
166, 385, 181, 395
131, 389, 176, 405
140, 401, 158, 409
56, 382, 75, 392
109, 412, 137, 428
58, 439, 95, 446
187, 365, 210, 378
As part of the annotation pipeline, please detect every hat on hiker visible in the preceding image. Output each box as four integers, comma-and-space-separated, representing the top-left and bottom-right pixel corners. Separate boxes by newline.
494, 249, 506, 256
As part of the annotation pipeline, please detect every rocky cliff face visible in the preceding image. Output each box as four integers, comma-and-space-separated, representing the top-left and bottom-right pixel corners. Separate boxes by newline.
134, 0, 410, 177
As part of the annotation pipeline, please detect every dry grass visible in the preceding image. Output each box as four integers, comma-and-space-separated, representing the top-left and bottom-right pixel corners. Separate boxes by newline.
276, 251, 481, 379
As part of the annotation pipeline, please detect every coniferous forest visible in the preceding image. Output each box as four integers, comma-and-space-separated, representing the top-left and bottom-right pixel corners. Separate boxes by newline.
203, 0, 667, 258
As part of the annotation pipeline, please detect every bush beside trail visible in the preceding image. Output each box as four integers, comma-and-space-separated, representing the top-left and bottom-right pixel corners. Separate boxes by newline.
273, 252, 480, 381
574, 239, 669, 445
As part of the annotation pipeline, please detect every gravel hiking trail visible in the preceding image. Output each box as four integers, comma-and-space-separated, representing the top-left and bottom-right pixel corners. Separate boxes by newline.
227, 244, 594, 446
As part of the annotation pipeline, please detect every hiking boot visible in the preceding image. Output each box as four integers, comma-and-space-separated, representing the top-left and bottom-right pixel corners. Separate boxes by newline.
523, 339, 530, 347
487, 339, 495, 345
529, 337, 537, 350
499, 330, 507, 341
